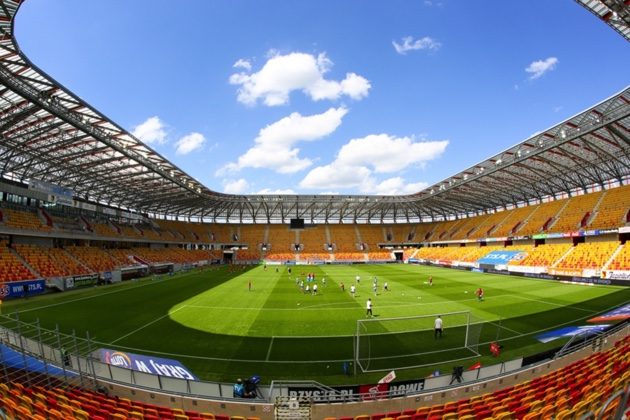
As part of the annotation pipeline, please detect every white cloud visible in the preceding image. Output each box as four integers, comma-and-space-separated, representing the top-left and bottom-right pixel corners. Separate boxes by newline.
132, 116, 167, 144
300, 164, 373, 190
336, 134, 448, 173
223, 178, 249, 194
393, 36, 441, 55
229, 52, 370, 106
233, 58, 251, 71
300, 134, 447, 192
218, 107, 348, 175
525, 57, 558, 80
255, 188, 296, 194
368, 177, 429, 195
175, 132, 205, 155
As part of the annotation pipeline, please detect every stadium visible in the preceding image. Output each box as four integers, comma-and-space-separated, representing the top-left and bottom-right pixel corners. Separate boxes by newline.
0, 0, 629, 419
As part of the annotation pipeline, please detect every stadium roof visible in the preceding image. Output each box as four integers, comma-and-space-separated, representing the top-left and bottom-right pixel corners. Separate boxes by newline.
0, 0, 629, 224
575, 0, 630, 41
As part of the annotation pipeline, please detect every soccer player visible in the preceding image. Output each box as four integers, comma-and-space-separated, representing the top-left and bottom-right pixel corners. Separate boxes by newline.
305, 284, 310, 294
383, 282, 389, 292
372, 282, 377, 296
322, 277, 326, 287
248, 280, 252, 291
355, 274, 360, 284
313, 284, 318, 295
476, 287, 484, 301
428, 276, 433, 286
434, 315, 443, 339
340, 282, 345, 291
350, 284, 356, 297
366, 298, 373, 318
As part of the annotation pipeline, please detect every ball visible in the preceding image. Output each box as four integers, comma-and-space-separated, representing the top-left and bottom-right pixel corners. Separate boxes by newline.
465, 291, 468, 293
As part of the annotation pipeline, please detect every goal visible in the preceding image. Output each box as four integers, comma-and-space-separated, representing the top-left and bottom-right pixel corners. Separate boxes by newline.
355, 311, 483, 373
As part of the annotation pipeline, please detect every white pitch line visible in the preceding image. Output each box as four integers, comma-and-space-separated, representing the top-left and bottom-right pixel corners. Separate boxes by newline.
487, 321, 522, 335
508, 294, 598, 313
110, 306, 185, 344
14, 270, 200, 313
265, 336, 275, 361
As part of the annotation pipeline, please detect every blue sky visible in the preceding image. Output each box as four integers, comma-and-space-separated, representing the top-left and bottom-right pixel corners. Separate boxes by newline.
14, 0, 629, 195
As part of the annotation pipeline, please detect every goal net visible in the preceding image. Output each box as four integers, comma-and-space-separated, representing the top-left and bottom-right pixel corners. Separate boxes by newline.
355, 311, 483, 373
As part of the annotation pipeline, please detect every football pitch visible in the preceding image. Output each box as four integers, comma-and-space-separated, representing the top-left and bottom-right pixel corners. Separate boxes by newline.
2, 264, 629, 385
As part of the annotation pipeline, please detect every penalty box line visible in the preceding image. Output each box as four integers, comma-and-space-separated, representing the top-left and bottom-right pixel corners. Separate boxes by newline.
266, 336, 275, 361
110, 306, 185, 345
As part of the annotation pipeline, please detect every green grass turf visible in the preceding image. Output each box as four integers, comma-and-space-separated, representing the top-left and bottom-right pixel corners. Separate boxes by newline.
1, 264, 628, 385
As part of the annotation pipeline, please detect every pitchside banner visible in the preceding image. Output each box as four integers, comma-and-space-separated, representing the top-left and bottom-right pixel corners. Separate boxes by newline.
0, 280, 45, 299
288, 378, 425, 402
98, 348, 198, 380
477, 250, 526, 265
588, 303, 630, 323
536, 325, 609, 343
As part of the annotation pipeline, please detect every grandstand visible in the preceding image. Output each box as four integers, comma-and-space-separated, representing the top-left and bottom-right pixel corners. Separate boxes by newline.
0, 0, 629, 418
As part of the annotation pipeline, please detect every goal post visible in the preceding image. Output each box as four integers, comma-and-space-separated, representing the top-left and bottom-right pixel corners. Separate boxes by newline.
355, 310, 483, 373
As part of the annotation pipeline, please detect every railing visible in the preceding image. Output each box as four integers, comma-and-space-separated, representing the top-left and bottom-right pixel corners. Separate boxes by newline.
0, 312, 628, 405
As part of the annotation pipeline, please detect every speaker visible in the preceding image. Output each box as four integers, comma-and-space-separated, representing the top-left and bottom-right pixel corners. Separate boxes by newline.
290, 218, 305, 229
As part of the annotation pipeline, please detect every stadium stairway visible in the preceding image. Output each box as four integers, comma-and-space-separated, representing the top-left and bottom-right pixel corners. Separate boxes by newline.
603, 244, 625, 271
7, 245, 39, 281
549, 245, 576, 269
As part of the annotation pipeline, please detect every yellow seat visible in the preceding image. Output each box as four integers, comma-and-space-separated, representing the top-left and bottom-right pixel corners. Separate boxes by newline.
521, 412, 541, 420
46, 408, 63, 420
201, 414, 216, 420
73, 408, 90, 420
355, 416, 370, 420
129, 411, 145, 420
554, 409, 574, 420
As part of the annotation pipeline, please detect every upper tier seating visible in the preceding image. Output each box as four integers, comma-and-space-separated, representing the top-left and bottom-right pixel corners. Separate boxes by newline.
517, 199, 567, 236
1, 208, 52, 232
491, 205, 539, 238
267, 225, 297, 252
329, 225, 358, 251
548, 191, 603, 233
588, 183, 630, 230
299, 225, 327, 253
360, 225, 385, 249
238, 224, 266, 249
